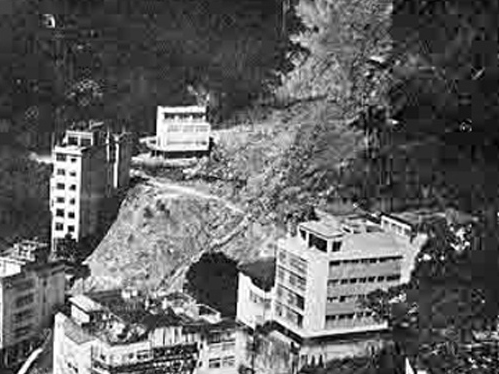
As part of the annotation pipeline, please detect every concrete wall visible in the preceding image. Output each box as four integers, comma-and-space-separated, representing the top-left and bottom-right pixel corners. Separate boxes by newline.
236, 273, 273, 329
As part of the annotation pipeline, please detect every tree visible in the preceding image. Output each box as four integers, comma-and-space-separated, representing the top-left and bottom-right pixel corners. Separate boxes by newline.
185, 251, 239, 316
55, 233, 79, 263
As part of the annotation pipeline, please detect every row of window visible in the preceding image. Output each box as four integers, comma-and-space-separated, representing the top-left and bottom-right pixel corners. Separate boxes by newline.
56, 154, 77, 163
249, 291, 271, 309
166, 125, 209, 133
14, 324, 32, 339
275, 301, 303, 328
325, 311, 375, 323
327, 294, 366, 303
55, 182, 77, 191
208, 356, 235, 369
330, 256, 402, 267
56, 168, 78, 177
14, 309, 34, 324
277, 285, 305, 310
15, 294, 35, 308
163, 140, 209, 146
277, 266, 307, 292
12, 279, 35, 292
208, 341, 236, 352
207, 332, 235, 344
55, 222, 75, 233
55, 209, 76, 219
163, 114, 206, 121
328, 274, 401, 286
55, 197, 76, 205
67, 136, 92, 147
278, 250, 308, 274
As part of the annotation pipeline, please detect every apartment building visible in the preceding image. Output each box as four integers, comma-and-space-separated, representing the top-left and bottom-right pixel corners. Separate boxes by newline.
50, 121, 133, 248
0, 240, 65, 367
53, 290, 249, 374
151, 106, 211, 157
271, 211, 414, 367
236, 258, 275, 330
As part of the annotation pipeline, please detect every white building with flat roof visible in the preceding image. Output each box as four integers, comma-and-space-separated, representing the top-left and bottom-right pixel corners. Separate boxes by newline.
0, 240, 65, 368
152, 106, 211, 157
272, 211, 426, 368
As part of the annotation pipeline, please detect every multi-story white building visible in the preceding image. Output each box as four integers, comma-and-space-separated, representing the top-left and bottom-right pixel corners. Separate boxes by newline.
0, 240, 65, 367
53, 290, 250, 374
50, 121, 133, 248
150, 106, 211, 157
234, 210, 425, 370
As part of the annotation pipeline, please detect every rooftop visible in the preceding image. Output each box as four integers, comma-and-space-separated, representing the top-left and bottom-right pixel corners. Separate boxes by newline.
239, 257, 276, 292
158, 106, 207, 114
68, 120, 105, 132
69, 290, 225, 345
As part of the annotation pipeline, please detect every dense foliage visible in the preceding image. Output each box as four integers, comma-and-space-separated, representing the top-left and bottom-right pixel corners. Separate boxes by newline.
185, 251, 239, 316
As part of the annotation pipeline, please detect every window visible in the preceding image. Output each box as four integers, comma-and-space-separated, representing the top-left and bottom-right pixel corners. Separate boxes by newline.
359, 278, 367, 283
349, 278, 358, 284
222, 356, 235, 367
81, 138, 91, 147
69, 171, 77, 177
377, 276, 385, 282
387, 274, 401, 282
56, 183, 65, 190
208, 358, 221, 368
332, 241, 342, 252
69, 184, 76, 191
56, 169, 65, 176
299, 229, 307, 240
56, 197, 64, 203
14, 309, 33, 323
56, 209, 64, 217
309, 234, 327, 252
70, 157, 77, 163
330, 261, 341, 267
67, 136, 78, 145
69, 198, 76, 205
340, 279, 349, 285
56, 154, 66, 162
14, 279, 35, 292
328, 279, 339, 286
14, 324, 32, 339
68, 212, 75, 219
55, 223, 63, 231
339, 296, 347, 302
368, 277, 376, 282
327, 297, 338, 302
68, 225, 75, 233
369, 258, 377, 264
15, 294, 34, 308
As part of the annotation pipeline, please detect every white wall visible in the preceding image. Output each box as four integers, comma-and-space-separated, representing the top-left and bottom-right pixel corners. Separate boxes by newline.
236, 273, 273, 330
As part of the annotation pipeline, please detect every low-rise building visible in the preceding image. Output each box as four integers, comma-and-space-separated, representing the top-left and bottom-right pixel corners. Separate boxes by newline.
236, 258, 275, 330
53, 290, 249, 374
0, 240, 65, 367
150, 106, 211, 158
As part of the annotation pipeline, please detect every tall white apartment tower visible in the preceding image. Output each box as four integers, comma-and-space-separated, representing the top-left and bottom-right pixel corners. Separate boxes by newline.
50, 121, 133, 249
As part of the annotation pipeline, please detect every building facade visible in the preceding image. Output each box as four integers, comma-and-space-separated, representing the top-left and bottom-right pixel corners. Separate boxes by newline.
53, 290, 249, 374
151, 106, 211, 157
50, 121, 133, 247
0, 240, 65, 367
236, 258, 275, 330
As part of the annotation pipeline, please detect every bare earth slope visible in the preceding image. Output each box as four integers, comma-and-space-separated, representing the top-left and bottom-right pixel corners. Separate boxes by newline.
74, 117, 296, 293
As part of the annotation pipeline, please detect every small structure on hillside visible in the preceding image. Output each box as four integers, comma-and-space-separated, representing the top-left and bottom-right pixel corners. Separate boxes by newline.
147, 106, 212, 158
